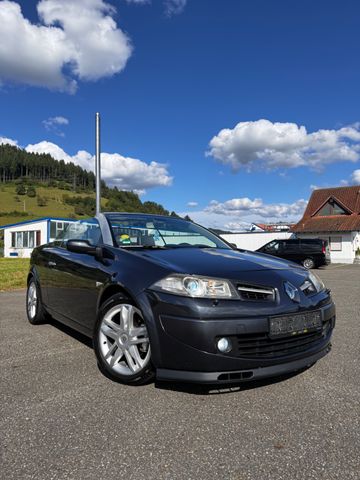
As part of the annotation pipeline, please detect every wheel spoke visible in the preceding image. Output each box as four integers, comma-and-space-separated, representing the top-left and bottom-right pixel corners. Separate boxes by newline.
103, 316, 121, 332
129, 326, 147, 338
124, 346, 143, 372
109, 346, 124, 367
129, 337, 149, 346
100, 323, 119, 341
120, 305, 132, 332
104, 342, 117, 359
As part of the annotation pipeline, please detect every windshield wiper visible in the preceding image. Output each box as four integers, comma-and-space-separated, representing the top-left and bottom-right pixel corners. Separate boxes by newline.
120, 245, 168, 250
166, 244, 217, 249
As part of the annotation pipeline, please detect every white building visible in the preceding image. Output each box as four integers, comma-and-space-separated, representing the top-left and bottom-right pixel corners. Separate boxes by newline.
0, 217, 76, 258
221, 231, 293, 251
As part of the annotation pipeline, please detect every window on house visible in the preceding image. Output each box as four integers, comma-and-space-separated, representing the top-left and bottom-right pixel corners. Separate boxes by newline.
330, 236, 342, 251
50, 220, 73, 240
316, 199, 348, 216
11, 230, 41, 248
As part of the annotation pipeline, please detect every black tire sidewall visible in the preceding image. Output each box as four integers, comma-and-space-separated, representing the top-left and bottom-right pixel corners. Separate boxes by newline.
303, 258, 315, 269
93, 293, 155, 385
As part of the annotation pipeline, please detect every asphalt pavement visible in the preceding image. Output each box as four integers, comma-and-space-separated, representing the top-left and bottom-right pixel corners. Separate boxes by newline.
0, 265, 359, 480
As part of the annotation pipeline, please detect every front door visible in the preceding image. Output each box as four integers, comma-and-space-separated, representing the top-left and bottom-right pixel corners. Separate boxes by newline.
46, 219, 109, 332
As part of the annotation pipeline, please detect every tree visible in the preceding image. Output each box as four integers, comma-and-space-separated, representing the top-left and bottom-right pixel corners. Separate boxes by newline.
37, 195, 48, 207
15, 184, 26, 195
27, 185, 36, 197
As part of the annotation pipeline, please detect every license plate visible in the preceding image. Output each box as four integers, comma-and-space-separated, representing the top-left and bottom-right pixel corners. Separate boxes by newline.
269, 311, 322, 337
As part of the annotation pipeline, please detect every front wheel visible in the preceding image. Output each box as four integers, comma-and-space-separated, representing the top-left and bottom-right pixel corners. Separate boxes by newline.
302, 258, 315, 269
93, 294, 154, 385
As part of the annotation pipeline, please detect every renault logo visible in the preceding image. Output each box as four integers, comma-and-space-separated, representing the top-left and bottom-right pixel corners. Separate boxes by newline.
284, 282, 300, 302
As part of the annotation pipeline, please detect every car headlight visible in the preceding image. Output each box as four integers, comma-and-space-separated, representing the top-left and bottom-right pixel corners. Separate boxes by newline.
301, 271, 325, 294
150, 274, 238, 298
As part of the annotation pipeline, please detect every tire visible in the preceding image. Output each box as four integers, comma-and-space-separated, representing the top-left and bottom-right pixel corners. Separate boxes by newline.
93, 293, 155, 385
26, 278, 47, 325
302, 258, 315, 269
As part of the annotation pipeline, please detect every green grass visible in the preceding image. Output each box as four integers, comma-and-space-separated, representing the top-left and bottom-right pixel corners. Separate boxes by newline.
0, 258, 30, 291
0, 183, 108, 226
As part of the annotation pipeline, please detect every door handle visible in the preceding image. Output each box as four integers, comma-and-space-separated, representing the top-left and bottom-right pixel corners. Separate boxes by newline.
48, 261, 57, 268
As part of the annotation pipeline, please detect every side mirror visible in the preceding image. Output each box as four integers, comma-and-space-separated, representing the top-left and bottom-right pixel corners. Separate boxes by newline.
67, 239, 102, 260
230, 243, 238, 249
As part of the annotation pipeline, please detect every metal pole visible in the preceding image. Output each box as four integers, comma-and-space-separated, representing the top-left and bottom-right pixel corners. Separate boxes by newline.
95, 112, 101, 215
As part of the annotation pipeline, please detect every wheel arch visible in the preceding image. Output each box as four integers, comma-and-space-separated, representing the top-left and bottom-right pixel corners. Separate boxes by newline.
97, 283, 138, 310
27, 266, 39, 285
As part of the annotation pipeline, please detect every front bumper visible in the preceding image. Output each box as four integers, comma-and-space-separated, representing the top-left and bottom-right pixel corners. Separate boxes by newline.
138, 289, 335, 384
157, 344, 331, 384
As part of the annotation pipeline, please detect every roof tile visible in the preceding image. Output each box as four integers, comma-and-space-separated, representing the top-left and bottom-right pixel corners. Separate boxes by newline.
292, 186, 360, 233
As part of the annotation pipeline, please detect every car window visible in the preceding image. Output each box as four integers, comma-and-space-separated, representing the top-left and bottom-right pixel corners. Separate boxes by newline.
57, 219, 103, 246
283, 240, 300, 253
264, 241, 281, 252
300, 240, 321, 252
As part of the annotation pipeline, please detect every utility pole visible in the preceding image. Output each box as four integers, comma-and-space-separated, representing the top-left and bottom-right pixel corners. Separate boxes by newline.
95, 112, 101, 216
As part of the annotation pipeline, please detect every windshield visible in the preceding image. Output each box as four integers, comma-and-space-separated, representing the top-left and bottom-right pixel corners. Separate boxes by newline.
106, 214, 231, 249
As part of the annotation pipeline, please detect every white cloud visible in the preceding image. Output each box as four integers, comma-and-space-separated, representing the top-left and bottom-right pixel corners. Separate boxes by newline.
42, 116, 69, 136
24, 140, 173, 193
351, 169, 360, 184
180, 197, 307, 230
205, 197, 307, 219
164, 0, 187, 16
44, 116, 69, 127
223, 221, 253, 232
0, 0, 132, 92
126, 0, 186, 15
0, 136, 19, 147
187, 201, 198, 207
207, 119, 360, 172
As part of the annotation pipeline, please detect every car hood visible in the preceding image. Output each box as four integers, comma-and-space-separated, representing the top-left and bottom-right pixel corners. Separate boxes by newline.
131, 247, 306, 279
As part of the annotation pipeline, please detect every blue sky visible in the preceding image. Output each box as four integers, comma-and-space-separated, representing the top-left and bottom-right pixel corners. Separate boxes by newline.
1, 0, 360, 229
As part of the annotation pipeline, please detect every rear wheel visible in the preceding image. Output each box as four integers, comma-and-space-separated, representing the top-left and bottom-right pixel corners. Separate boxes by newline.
302, 258, 315, 269
26, 278, 47, 325
94, 294, 154, 385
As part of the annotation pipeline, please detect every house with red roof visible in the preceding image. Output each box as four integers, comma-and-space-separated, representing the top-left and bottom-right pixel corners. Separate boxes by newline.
292, 186, 360, 263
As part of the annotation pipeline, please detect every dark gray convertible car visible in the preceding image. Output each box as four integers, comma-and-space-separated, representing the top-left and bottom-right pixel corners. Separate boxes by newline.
26, 213, 335, 385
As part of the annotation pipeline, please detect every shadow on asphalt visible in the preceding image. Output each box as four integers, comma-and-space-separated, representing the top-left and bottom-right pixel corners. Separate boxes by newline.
49, 318, 93, 349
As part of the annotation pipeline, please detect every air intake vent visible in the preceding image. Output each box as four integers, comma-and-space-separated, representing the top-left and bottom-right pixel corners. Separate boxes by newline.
237, 284, 275, 302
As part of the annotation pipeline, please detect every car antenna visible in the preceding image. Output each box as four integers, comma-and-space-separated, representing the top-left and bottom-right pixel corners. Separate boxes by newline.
95, 112, 101, 216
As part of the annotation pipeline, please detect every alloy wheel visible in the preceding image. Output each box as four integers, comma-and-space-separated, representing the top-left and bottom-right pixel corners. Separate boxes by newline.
98, 304, 150, 376
27, 282, 38, 319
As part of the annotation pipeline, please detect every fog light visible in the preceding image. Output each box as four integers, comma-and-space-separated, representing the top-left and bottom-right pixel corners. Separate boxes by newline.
217, 337, 232, 353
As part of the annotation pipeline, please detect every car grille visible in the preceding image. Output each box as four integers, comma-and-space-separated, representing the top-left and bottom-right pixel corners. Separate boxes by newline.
229, 319, 332, 359
237, 284, 275, 302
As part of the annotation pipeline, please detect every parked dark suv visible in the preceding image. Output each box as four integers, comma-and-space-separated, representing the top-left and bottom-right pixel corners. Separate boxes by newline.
257, 239, 330, 269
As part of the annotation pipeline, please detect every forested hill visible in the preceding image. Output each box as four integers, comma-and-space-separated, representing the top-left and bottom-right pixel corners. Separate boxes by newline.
0, 144, 187, 225
0, 144, 95, 188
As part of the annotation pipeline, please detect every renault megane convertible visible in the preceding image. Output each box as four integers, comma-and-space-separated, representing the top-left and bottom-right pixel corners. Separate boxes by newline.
26, 213, 335, 385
